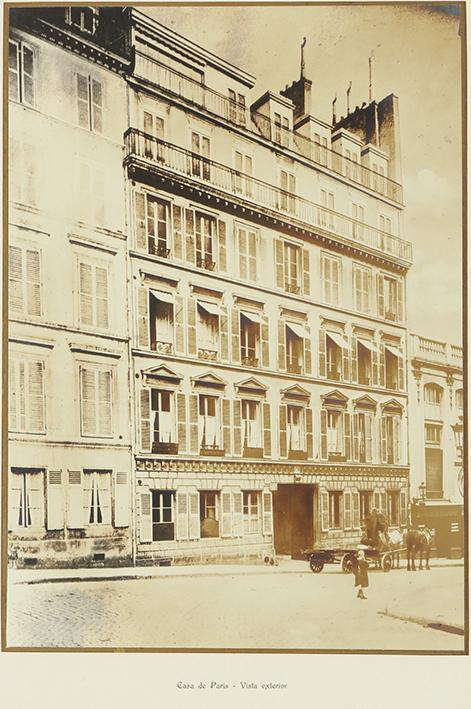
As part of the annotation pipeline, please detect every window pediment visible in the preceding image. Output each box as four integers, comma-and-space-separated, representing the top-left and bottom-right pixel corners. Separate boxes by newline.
381, 398, 404, 413
235, 377, 267, 395
353, 395, 377, 410
142, 364, 182, 385
192, 370, 227, 389
321, 389, 348, 407
281, 384, 310, 401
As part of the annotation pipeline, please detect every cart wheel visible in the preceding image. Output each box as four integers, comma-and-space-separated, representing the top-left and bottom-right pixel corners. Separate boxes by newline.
309, 558, 324, 573
341, 553, 354, 573
381, 554, 392, 572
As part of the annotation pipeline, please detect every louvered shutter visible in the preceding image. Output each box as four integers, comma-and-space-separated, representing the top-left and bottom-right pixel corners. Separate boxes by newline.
189, 492, 200, 539
177, 393, 187, 453
400, 489, 408, 526
344, 490, 352, 530
140, 388, 152, 453
139, 491, 152, 543
218, 219, 227, 272
80, 367, 95, 435
393, 416, 401, 464
79, 262, 93, 326
28, 471, 44, 528
398, 351, 405, 391
137, 286, 149, 349
98, 370, 112, 436
187, 298, 197, 356
8, 245, 23, 314
304, 325, 312, 374
302, 248, 310, 295
67, 469, 84, 528
175, 295, 185, 354
46, 469, 64, 530
379, 342, 386, 387
26, 248, 41, 316
354, 267, 362, 310
278, 320, 286, 370
185, 208, 195, 264
232, 492, 243, 537
397, 278, 404, 322
366, 413, 373, 462
352, 490, 360, 528
97, 473, 111, 525
221, 491, 233, 537
239, 227, 247, 279
342, 340, 350, 381
113, 471, 129, 527
352, 412, 359, 462
18, 361, 26, 431
172, 204, 183, 260
9, 473, 22, 532
261, 314, 269, 367
320, 409, 328, 460
306, 408, 313, 458
220, 305, 229, 361
262, 491, 273, 535
263, 402, 271, 457
320, 489, 329, 531
351, 334, 358, 382
95, 266, 109, 329
377, 274, 385, 317
274, 238, 284, 289
233, 399, 242, 455
28, 360, 45, 433
318, 329, 327, 377
372, 341, 379, 385
279, 404, 287, 458
176, 492, 189, 540
189, 394, 199, 453
344, 412, 351, 460
135, 191, 147, 252
380, 416, 388, 463
231, 308, 240, 363
222, 398, 231, 455
8, 360, 17, 431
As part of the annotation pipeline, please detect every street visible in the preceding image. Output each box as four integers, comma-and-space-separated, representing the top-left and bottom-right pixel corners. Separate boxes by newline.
6, 564, 465, 651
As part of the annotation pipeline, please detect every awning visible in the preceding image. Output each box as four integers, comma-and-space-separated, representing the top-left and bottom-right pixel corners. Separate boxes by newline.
358, 338, 380, 354
150, 289, 173, 304
385, 344, 403, 358
241, 310, 261, 324
286, 321, 308, 339
198, 301, 220, 316
326, 331, 349, 349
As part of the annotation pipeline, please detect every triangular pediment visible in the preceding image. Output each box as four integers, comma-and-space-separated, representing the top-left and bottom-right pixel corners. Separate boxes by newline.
235, 377, 268, 393
381, 398, 404, 413
353, 395, 378, 410
281, 384, 311, 400
321, 389, 349, 405
192, 370, 227, 388
142, 364, 182, 383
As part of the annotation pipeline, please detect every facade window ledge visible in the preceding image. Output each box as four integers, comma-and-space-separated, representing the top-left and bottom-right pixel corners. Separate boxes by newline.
241, 356, 259, 367
152, 341, 174, 355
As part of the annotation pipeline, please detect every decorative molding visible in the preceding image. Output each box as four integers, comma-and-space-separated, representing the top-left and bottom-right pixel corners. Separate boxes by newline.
353, 394, 377, 410
190, 283, 224, 299
192, 370, 227, 389
142, 364, 182, 384
9, 335, 55, 349
140, 271, 179, 288
69, 343, 121, 359
68, 234, 118, 255
281, 384, 311, 400
234, 377, 268, 394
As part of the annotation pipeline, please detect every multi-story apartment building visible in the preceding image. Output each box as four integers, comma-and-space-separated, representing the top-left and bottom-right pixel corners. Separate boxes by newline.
7, 7, 134, 567
409, 334, 464, 557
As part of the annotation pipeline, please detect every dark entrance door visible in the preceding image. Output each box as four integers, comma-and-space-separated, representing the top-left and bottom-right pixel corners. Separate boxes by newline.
273, 484, 315, 559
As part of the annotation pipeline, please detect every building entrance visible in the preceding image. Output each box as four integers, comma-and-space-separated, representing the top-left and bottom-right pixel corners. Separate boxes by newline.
273, 484, 316, 559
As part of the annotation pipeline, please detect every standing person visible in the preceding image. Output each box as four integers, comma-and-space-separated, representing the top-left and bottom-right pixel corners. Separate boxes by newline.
352, 547, 369, 599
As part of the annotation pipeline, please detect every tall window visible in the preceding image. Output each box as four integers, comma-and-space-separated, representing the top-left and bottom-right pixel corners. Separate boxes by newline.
237, 225, 258, 280
152, 490, 175, 541
77, 74, 102, 132
191, 131, 210, 180
274, 113, 289, 146
456, 389, 463, 410
9, 244, 41, 318
424, 384, 443, 405
80, 367, 112, 437
199, 395, 221, 450
234, 151, 253, 197
359, 490, 373, 522
328, 491, 342, 529
83, 470, 111, 525
78, 261, 109, 329
353, 264, 371, 313
285, 323, 304, 374
9, 139, 37, 206
387, 491, 400, 526
425, 424, 443, 499
66, 7, 98, 33
326, 333, 344, 381
280, 170, 296, 213
200, 491, 220, 538
10, 468, 44, 529
9, 40, 34, 106
143, 111, 164, 159
150, 291, 174, 353
284, 242, 301, 293
242, 400, 262, 449
240, 312, 260, 366
321, 253, 341, 305
228, 89, 246, 126
243, 491, 261, 533
287, 405, 304, 452
351, 203, 364, 239
196, 213, 216, 270
327, 410, 343, 454
381, 414, 401, 464
385, 345, 400, 390
357, 341, 372, 385
314, 133, 328, 166
384, 276, 399, 321
197, 302, 219, 358
151, 389, 175, 450
9, 359, 45, 433
379, 214, 393, 251
356, 411, 373, 463
145, 196, 169, 257
78, 162, 105, 226
320, 189, 335, 229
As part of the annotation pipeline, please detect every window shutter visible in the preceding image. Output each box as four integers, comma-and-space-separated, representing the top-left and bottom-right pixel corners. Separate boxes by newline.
172, 204, 183, 260
67, 469, 84, 528
318, 329, 326, 377
187, 298, 197, 355
344, 412, 351, 460
278, 320, 286, 370
320, 409, 328, 460
377, 274, 385, 317
97, 472, 112, 526
177, 393, 187, 453
8, 245, 23, 314
320, 489, 329, 532
91, 79, 103, 132
397, 278, 404, 322
233, 399, 242, 455
176, 492, 189, 540
220, 305, 229, 361
374, 489, 381, 513
400, 489, 408, 526
79, 262, 93, 326
28, 360, 45, 433
352, 412, 359, 462
217, 219, 227, 272
175, 295, 185, 354
231, 307, 240, 363
350, 334, 358, 382
398, 352, 405, 391
189, 492, 200, 540
380, 416, 388, 463
304, 325, 312, 374
354, 267, 362, 310
9, 472, 22, 532
342, 341, 350, 382
352, 490, 360, 528
279, 404, 287, 458
28, 471, 44, 528
274, 238, 284, 289
238, 227, 247, 279
379, 342, 385, 387
366, 413, 373, 462
137, 286, 149, 349
26, 248, 41, 316
113, 471, 130, 527
306, 408, 313, 458
232, 491, 243, 537
8, 360, 17, 431
80, 367, 96, 436
98, 370, 112, 436
263, 402, 271, 457
135, 191, 147, 252
372, 340, 379, 385
222, 398, 231, 455
393, 416, 401, 464
95, 266, 109, 329
261, 314, 269, 367
221, 491, 233, 537
140, 388, 151, 453
189, 394, 199, 454
185, 208, 195, 264
302, 248, 310, 295
262, 491, 273, 535
46, 469, 64, 530
344, 490, 352, 530
139, 491, 152, 543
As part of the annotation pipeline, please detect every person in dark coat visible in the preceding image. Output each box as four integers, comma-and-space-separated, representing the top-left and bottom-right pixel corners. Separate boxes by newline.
351, 548, 369, 599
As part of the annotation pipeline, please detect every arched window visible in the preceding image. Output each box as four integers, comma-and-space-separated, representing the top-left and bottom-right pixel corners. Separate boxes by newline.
424, 383, 443, 405
455, 389, 463, 410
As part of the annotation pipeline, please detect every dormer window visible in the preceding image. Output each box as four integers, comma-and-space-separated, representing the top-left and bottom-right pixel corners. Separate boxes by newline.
274, 113, 289, 147
66, 7, 98, 34
228, 89, 246, 127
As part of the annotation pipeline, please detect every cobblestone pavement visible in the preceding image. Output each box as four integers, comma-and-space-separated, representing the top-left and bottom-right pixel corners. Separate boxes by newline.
6, 565, 465, 651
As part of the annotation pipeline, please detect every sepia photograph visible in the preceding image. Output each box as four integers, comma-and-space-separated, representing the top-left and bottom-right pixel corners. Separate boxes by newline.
3, 1, 467, 655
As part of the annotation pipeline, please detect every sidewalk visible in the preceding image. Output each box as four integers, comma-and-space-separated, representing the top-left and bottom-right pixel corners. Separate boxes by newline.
7, 556, 464, 586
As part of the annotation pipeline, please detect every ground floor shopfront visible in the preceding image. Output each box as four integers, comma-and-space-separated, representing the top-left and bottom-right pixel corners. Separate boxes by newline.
411, 501, 464, 558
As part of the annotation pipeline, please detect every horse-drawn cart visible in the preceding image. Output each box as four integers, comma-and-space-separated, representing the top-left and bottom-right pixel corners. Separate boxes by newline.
305, 545, 405, 573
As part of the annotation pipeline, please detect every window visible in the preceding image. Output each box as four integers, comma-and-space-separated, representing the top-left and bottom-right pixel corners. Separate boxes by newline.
425, 425, 443, 499
385, 345, 400, 390
456, 389, 463, 410
9, 358, 45, 433
274, 113, 289, 146
284, 242, 301, 293
237, 225, 258, 280
329, 491, 342, 529
321, 253, 341, 305
314, 133, 328, 166
327, 410, 343, 455
280, 170, 296, 213
77, 74, 102, 132
78, 162, 105, 225
200, 491, 220, 538
150, 291, 174, 353
228, 89, 246, 126
9, 139, 37, 206
151, 490, 175, 541
287, 405, 304, 452
80, 367, 112, 437
196, 213, 216, 270
9, 40, 34, 106
425, 424, 442, 445
150, 389, 176, 451
143, 111, 165, 159
199, 395, 221, 450
381, 414, 401, 464
197, 302, 219, 358
326, 332, 344, 381
243, 491, 261, 533
240, 312, 260, 366
66, 7, 98, 33
384, 276, 399, 320
353, 264, 371, 313
146, 195, 170, 257
191, 131, 210, 180
78, 260, 109, 329
356, 412, 374, 463
234, 151, 253, 197
320, 189, 335, 229
351, 204, 365, 240
10, 468, 44, 529
9, 244, 41, 318
242, 400, 262, 450
285, 323, 304, 374
83, 470, 111, 526
346, 150, 360, 181
357, 341, 372, 385
424, 383, 443, 406
387, 491, 400, 526
359, 490, 373, 523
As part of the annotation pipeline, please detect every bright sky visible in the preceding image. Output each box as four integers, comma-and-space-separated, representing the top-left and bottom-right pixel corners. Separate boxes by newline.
147, 3, 463, 345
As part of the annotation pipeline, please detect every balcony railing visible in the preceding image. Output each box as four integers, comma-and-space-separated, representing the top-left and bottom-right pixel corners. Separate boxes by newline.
133, 51, 403, 204
411, 335, 463, 368
125, 130, 412, 264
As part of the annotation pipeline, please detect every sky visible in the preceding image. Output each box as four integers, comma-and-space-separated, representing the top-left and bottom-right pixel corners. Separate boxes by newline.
145, 2, 463, 345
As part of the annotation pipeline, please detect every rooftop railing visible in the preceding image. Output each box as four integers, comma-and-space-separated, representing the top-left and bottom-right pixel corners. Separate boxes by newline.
411, 335, 463, 366
124, 129, 412, 263
133, 51, 403, 204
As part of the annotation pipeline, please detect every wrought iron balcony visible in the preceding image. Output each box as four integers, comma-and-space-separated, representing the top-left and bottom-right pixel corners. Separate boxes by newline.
241, 355, 259, 367
133, 51, 403, 204
200, 444, 225, 456
196, 253, 216, 271
152, 441, 179, 455
287, 362, 303, 374
124, 130, 412, 264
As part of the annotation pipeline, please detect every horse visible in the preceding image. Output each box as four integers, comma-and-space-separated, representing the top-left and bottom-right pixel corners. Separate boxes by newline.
386, 528, 404, 569
360, 511, 404, 569
404, 526, 434, 571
